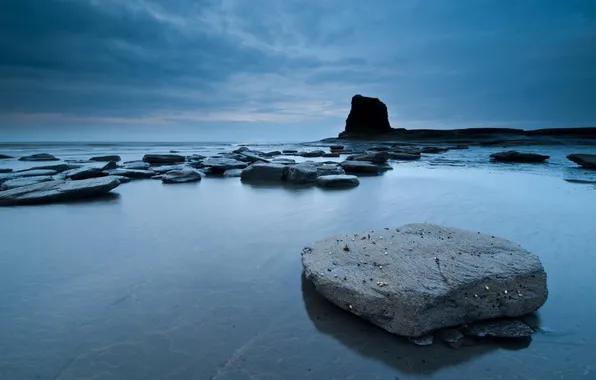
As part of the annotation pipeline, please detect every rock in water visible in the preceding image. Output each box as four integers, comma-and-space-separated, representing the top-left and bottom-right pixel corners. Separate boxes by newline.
344, 95, 391, 135
0, 154, 13, 159
317, 164, 345, 176
301, 223, 548, 337
0, 169, 12, 173
298, 150, 325, 158
340, 161, 383, 174
0, 176, 120, 206
123, 162, 151, 170
567, 153, 596, 169
162, 169, 202, 184
0, 176, 54, 190
421, 147, 450, 154
316, 175, 360, 189
105, 168, 155, 179
63, 167, 107, 180
151, 164, 187, 174
90, 155, 121, 162
284, 163, 319, 184
23, 164, 77, 173
388, 152, 421, 161
0, 169, 58, 184
271, 158, 296, 165
223, 169, 243, 177
347, 152, 390, 164
142, 154, 185, 164
240, 163, 286, 181
490, 151, 550, 163
462, 319, 533, 338
18, 153, 59, 162
200, 158, 248, 174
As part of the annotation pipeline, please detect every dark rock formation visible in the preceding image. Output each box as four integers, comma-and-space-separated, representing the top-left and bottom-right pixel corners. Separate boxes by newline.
142, 154, 185, 164
19, 153, 59, 162
91, 155, 121, 162
344, 95, 391, 135
567, 153, 596, 169
490, 151, 550, 163
162, 169, 202, 184
316, 174, 359, 188
0, 169, 12, 174
0, 154, 13, 159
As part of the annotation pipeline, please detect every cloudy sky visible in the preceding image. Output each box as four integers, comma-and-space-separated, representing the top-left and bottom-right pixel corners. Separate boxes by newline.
0, 0, 595, 141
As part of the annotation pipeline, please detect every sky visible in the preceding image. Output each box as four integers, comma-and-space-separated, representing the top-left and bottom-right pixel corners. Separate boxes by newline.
0, 0, 595, 142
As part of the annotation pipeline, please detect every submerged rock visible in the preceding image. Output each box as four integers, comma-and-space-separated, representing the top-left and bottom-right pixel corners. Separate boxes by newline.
316, 175, 359, 189
0, 176, 120, 206
106, 168, 155, 179
1, 176, 54, 190
162, 169, 202, 184
91, 155, 121, 162
223, 169, 243, 177
340, 161, 383, 174
301, 223, 548, 337
491, 151, 550, 163
240, 163, 286, 181
142, 154, 185, 164
18, 153, 59, 162
462, 319, 533, 338
567, 153, 596, 169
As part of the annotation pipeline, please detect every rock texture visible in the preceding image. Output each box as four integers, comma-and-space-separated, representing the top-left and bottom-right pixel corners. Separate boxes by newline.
18, 153, 59, 162
200, 158, 248, 174
91, 155, 121, 162
462, 319, 533, 338
490, 151, 550, 163
223, 169, 243, 177
316, 175, 359, 188
240, 163, 286, 181
284, 163, 319, 184
301, 223, 548, 337
162, 169, 202, 184
0, 176, 121, 206
63, 167, 107, 180
340, 161, 384, 174
567, 153, 596, 169
142, 154, 185, 164
106, 168, 155, 179
344, 95, 391, 135
1, 176, 54, 190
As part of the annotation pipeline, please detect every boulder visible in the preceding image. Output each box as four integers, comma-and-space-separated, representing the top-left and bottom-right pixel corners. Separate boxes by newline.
123, 162, 151, 170
105, 168, 155, 179
316, 175, 360, 189
298, 150, 325, 158
90, 155, 121, 162
422, 147, 450, 154
0, 176, 54, 190
340, 161, 383, 174
240, 163, 286, 181
347, 152, 390, 164
18, 153, 59, 162
490, 151, 550, 163
151, 164, 187, 174
142, 154, 185, 164
63, 167, 108, 180
201, 158, 248, 174
344, 95, 391, 135
317, 164, 345, 176
223, 169, 243, 177
0, 169, 12, 174
0, 176, 121, 206
162, 169, 202, 184
567, 153, 596, 169
301, 223, 548, 337
0, 154, 13, 160
284, 163, 319, 184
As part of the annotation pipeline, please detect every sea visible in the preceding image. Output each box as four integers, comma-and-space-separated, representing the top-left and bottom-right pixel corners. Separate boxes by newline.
1, 141, 595, 380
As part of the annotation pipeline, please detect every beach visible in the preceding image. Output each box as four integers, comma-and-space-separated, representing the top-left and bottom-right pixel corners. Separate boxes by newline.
1, 142, 595, 379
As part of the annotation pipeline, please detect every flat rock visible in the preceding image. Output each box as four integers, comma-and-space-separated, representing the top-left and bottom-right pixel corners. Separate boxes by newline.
284, 163, 319, 184
0, 154, 13, 160
491, 151, 550, 163
63, 166, 108, 180
329, 145, 344, 151
298, 150, 325, 158
340, 161, 383, 174
301, 223, 548, 337
317, 164, 345, 176
202, 158, 248, 174
347, 152, 390, 164
151, 164, 187, 174
323, 152, 340, 158
462, 319, 533, 338
1, 176, 54, 190
91, 155, 121, 162
0, 169, 58, 184
316, 175, 359, 188
18, 153, 59, 162
282, 149, 298, 154
0, 176, 121, 206
162, 169, 202, 184
422, 147, 450, 154
142, 154, 185, 164
106, 168, 155, 179
240, 163, 286, 181
223, 169, 243, 177
567, 153, 596, 169
271, 158, 296, 164
0, 169, 12, 173
123, 162, 151, 170
22, 164, 77, 173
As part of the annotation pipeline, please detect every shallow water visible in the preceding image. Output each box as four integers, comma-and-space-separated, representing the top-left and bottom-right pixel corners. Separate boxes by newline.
1, 143, 596, 379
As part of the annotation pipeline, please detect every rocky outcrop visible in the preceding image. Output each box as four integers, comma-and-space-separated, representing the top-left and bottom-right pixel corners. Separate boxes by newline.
344, 95, 391, 135
162, 169, 202, 184
91, 155, 121, 162
0, 176, 121, 206
316, 175, 359, 188
18, 153, 59, 162
142, 154, 185, 164
0, 176, 54, 190
491, 151, 550, 163
567, 153, 596, 169
301, 223, 548, 337
240, 163, 286, 181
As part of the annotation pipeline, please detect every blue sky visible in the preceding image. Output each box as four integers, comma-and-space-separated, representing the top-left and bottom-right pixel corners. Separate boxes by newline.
0, 0, 595, 141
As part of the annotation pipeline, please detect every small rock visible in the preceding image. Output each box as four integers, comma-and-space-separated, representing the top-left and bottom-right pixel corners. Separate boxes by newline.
18, 153, 59, 162
262, 151, 282, 157
112, 176, 132, 184
347, 152, 389, 164
282, 149, 298, 154
316, 175, 360, 189
142, 154, 185, 164
408, 335, 434, 346
462, 319, 533, 338
162, 169, 202, 184
90, 155, 121, 162
63, 166, 107, 180
102, 161, 119, 170
490, 151, 549, 163
187, 154, 206, 161
567, 153, 596, 169
329, 145, 344, 151
170, 150, 180, 153
201, 158, 248, 174
322, 152, 340, 158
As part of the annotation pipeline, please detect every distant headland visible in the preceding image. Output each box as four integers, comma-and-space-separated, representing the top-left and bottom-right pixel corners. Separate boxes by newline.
326, 95, 596, 146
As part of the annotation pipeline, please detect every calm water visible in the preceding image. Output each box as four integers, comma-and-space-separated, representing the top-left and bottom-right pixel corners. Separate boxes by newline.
1, 143, 596, 379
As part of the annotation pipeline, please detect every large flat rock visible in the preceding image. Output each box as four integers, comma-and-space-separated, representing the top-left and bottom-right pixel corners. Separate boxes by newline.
0, 176, 121, 206
301, 223, 548, 337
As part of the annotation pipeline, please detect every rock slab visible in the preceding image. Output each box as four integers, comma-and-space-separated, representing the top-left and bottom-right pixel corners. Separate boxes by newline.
301, 223, 548, 337
162, 169, 202, 184
316, 175, 359, 188
0, 176, 120, 206
142, 154, 185, 164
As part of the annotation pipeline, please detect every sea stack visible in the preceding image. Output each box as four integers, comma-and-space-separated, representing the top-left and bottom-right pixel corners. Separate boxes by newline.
342, 95, 392, 136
